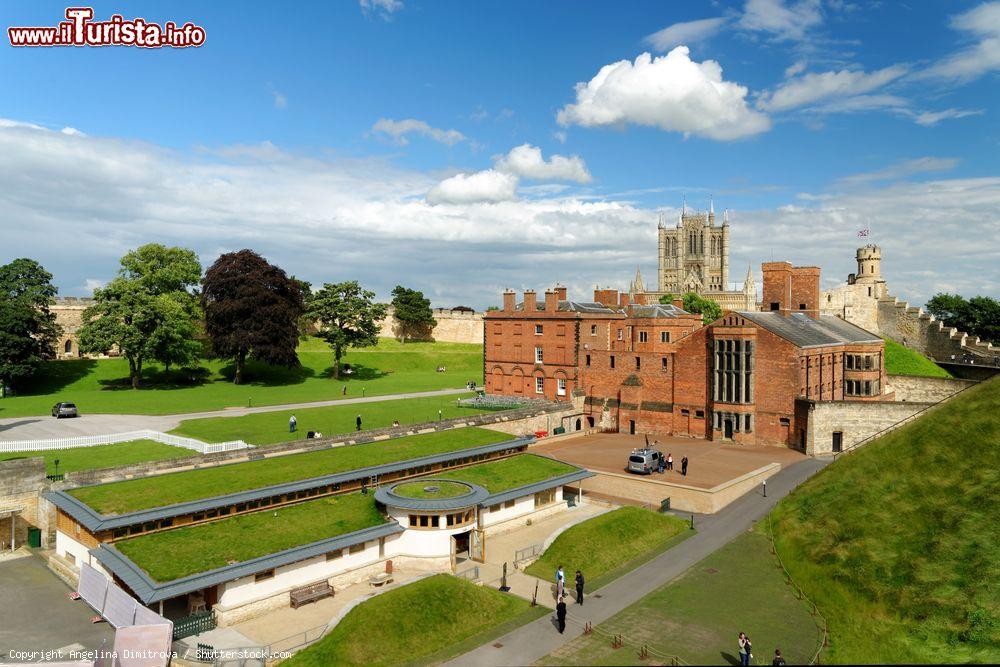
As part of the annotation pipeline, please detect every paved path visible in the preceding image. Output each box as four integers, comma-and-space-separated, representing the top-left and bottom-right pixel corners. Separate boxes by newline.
0, 387, 473, 440
443, 456, 831, 667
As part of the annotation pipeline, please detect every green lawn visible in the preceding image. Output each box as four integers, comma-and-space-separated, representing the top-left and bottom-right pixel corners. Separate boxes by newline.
770, 375, 1000, 663
392, 480, 471, 499
884, 337, 952, 377
68, 428, 511, 516
525, 506, 690, 589
115, 493, 386, 582
540, 530, 821, 666
437, 454, 577, 494
170, 393, 488, 445
0, 439, 192, 475
285, 574, 544, 667
0, 338, 483, 418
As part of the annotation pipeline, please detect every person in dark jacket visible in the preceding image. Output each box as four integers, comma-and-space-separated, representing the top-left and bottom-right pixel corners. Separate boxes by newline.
356, 414, 362, 431
574, 570, 585, 605
772, 648, 786, 665
681, 456, 689, 476
556, 596, 567, 634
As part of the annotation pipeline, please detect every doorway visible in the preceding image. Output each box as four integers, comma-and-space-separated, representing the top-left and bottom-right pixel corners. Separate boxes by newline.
452, 531, 471, 567
832, 431, 843, 453
628, 420, 636, 435
724, 418, 734, 439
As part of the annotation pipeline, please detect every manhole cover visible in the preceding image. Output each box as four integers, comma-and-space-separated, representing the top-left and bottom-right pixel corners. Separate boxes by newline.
706, 568, 718, 574
492, 643, 503, 648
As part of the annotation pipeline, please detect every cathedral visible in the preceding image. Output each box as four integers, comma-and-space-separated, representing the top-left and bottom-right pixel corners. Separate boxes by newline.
632, 200, 757, 311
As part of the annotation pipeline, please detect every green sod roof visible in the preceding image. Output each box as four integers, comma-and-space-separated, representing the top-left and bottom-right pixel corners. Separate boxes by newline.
437, 454, 577, 494
392, 480, 472, 499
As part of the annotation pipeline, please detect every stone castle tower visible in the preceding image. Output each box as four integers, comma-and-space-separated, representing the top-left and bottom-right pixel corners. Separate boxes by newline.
850, 245, 883, 288
657, 199, 730, 294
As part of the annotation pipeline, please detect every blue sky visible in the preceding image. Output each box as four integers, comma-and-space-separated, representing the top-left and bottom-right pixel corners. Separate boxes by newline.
1, 0, 998, 308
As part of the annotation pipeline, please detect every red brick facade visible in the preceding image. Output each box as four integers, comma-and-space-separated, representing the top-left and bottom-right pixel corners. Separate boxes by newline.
484, 263, 888, 450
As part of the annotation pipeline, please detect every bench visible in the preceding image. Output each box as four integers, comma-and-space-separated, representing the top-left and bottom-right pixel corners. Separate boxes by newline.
369, 572, 394, 587
290, 581, 333, 609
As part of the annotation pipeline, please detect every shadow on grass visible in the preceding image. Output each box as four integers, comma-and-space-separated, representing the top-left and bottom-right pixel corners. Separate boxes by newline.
216, 361, 315, 386
720, 651, 740, 665
9, 359, 97, 396
96, 366, 213, 391
319, 363, 389, 382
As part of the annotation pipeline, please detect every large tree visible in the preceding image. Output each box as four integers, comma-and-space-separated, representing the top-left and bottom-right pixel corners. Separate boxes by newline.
201, 249, 305, 384
926, 292, 1000, 346
78, 244, 201, 389
0, 258, 61, 396
390, 285, 436, 343
308, 281, 387, 379
680, 291, 723, 325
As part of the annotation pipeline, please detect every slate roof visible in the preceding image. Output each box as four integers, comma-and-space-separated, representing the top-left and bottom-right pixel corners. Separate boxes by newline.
47, 436, 534, 533
90, 522, 403, 604
478, 469, 594, 507
374, 480, 490, 511
736, 312, 882, 348
629, 303, 690, 318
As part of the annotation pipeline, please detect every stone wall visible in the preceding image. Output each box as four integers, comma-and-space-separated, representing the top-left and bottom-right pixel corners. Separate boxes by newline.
802, 398, 935, 456
377, 307, 484, 344
0, 458, 48, 549
878, 296, 999, 363
886, 375, 978, 403
820, 282, 881, 334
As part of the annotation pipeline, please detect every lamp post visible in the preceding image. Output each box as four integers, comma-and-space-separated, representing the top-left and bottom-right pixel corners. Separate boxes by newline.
763, 479, 767, 498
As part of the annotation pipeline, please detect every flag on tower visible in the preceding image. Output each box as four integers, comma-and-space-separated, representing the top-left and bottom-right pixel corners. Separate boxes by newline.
858, 229, 869, 238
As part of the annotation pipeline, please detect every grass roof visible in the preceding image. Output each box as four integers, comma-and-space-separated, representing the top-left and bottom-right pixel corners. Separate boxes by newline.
392, 480, 471, 499
438, 454, 577, 494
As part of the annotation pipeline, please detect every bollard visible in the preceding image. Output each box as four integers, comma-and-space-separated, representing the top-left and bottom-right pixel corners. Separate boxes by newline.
690, 514, 695, 530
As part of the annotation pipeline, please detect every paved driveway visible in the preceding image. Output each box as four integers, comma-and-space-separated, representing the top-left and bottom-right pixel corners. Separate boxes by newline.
0, 553, 114, 660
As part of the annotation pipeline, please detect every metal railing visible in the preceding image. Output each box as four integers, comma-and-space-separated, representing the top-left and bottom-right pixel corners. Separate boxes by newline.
0, 428, 249, 454
455, 565, 480, 582
514, 543, 543, 565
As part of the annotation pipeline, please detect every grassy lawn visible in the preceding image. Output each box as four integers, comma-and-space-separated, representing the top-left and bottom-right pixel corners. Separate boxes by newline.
769, 375, 1000, 664
884, 337, 952, 377
68, 428, 511, 516
540, 530, 821, 666
437, 454, 577, 494
170, 393, 488, 445
524, 507, 690, 589
0, 338, 483, 418
0, 439, 192, 475
284, 574, 543, 667
116, 493, 386, 582
392, 480, 471, 499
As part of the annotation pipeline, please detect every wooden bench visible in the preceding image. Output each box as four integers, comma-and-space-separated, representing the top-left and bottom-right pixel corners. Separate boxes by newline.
290, 581, 333, 609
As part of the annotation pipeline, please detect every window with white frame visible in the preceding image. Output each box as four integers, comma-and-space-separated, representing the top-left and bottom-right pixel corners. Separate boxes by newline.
535, 376, 544, 394
617, 329, 624, 341
535, 324, 543, 335
557, 378, 566, 396
534, 346, 543, 363
590, 324, 597, 336
639, 331, 648, 343
661, 331, 670, 343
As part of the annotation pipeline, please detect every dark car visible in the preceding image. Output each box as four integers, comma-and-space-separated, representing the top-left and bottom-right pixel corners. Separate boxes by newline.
51, 402, 79, 418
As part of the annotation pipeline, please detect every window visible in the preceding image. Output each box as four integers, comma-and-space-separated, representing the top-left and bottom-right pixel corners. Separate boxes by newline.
504, 499, 516, 509
534, 488, 556, 508
799, 303, 807, 310
255, 569, 275, 583
780, 417, 791, 425
713, 339, 754, 404
590, 324, 597, 336
634, 356, 640, 370
639, 331, 648, 343
489, 503, 501, 512
349, 543, 366, 554
535, 324, 543, 335
661, 357, 668, 369
744, 415, 752, 432
585, 354, 591, 367
695, 410, 704, 419
770, 302, 780, 311
617, 329, 624, 341
557, 378, 567, 396
535, 376, 544, 394
534, 346, 543, 363
681, 409, 690, 416
409, 515, 419, 527
661, 331, 670, 343
610, 355, 616, 369
326, 549, 343, 561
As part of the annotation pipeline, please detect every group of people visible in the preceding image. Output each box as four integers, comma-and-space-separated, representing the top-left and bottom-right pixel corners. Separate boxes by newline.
553, 565, 585, 634
652, 443, 689, 476
738, 632, 786, 666
287, 413, 364, 435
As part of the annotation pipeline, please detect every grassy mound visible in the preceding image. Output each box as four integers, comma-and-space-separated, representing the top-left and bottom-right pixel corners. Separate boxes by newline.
771, 376, 1000, 663
0, 337, 483, 417
525, 507, 690, 589
0, 439, 190, 475
884, 337, 952, 378
284, 574, 542, 667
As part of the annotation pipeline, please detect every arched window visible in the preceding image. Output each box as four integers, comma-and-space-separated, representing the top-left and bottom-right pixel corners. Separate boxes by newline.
64, 339, 72, 354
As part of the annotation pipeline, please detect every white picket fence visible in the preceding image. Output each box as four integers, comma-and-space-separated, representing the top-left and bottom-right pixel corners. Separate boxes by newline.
0, 429, 249, 455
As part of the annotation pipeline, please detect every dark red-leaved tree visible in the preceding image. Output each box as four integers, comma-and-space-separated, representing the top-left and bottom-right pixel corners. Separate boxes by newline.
201, 249, 305, 384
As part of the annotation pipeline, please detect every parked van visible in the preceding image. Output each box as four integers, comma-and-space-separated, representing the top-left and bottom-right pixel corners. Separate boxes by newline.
627, 447, 663, 475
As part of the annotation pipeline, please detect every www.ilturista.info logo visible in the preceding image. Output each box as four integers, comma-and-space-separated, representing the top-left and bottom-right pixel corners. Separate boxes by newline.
8, 7, 206, 48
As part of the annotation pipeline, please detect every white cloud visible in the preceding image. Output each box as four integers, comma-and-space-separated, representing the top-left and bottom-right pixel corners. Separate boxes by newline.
835, 157, 959, 187
556, 47, 771, 141
738, 0, 822, 41
758, 65, 908, 112
371, 118, 466, 146
552, 130, 567, 144
426, 169, 518, 205
271, 90, 288, 109
921, 1, 1000, 82
494, 144, 592, 184
84, 278, 105, 294
360, 0, 403, 20
912, 108, 985, 126
784, 61, 807, 78
644, 17, 728, 51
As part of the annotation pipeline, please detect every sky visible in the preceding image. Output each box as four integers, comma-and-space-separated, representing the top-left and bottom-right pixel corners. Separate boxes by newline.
1, 0, 998, 309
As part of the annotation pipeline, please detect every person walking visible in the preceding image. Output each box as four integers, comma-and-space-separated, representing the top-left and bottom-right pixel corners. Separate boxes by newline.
666, 452, 673, 471
738, 632, 752, 666
772, 648, 786, 665
574, 570, 585, 605
556, 565, 565, 599
356, 414, 362, 431
342, 385, 347, 396
681, 456, 689, 476
288, 414, 297, 433
658, 453, 666, 474
556, 596, 567, 634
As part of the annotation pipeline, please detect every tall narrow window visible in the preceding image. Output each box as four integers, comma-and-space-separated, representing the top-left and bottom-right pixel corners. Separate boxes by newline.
557, 378, 566, 396
534, 346, 543, 363
610, 355, 616, 369
535, 376, 544, 394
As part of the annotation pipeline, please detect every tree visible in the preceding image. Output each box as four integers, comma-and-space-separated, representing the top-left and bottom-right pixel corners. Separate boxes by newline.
201, 250, 305, 384
681, 292, 723, 325
657, 293, 679, 305
926, 292, 1000, 345
307, 281, 387, 379
0, 258, 61, 396
390, 285, 437, 343
78, 244, 201, 389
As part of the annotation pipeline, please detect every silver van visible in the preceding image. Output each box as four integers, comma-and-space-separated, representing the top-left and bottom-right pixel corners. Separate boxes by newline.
627, 447, 663, 475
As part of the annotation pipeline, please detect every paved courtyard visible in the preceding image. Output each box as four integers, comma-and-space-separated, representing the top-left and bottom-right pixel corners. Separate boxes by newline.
532, 432, 806, 489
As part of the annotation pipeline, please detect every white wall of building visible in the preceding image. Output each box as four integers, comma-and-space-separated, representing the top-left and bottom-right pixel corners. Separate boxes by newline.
55, 529, 109, 576
384, 507, 477, 558
480, 487, 565, 533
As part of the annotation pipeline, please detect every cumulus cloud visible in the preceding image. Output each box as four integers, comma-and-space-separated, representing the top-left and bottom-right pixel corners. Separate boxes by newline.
494, 144, 592, 184
360, 0, 403, 20
738, 0, 822, 41
425, 169, 518, 205
371, 118, 466, 146
758, 65, 908, 112
644, 17, 728, 51
556, 47, 771, 141
921, 1, 1000, 82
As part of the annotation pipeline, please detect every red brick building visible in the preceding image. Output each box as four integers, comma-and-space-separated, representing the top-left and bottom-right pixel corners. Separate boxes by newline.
484, 261, 889, 450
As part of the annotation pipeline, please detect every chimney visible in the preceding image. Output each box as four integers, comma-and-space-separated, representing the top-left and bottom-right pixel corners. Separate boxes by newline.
502, 289, 516, 312
761, 261, 793, 316
791, 266, 821, 318
544, 289, 559, 312
618, 292, 631, 308
594, 288, 619, 307
672, 298, 684, 310
523, 290, 537, 312
555, 286, 567, 301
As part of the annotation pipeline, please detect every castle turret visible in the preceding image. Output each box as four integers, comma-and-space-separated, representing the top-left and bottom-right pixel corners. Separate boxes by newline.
854, 245, 881, 283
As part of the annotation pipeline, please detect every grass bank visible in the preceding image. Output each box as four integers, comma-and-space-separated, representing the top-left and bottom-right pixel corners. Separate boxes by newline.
284, 574, 540, 667
0, 439, 191, 475
525, 506, 690, 589
770, 375, 999, 663
0, 338, 483, 417
884, 337, 952, 377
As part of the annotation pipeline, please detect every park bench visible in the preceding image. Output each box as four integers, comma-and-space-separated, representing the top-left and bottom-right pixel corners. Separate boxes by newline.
290, 580, 333, 609
368, 572, 394, 587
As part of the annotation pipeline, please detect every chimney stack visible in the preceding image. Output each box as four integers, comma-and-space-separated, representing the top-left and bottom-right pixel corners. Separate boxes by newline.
555, 285, 567, 301
523, 290, 537, 312
502, 289, 516, 312
761, 262, 821, 318
544, 289, 559, 312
